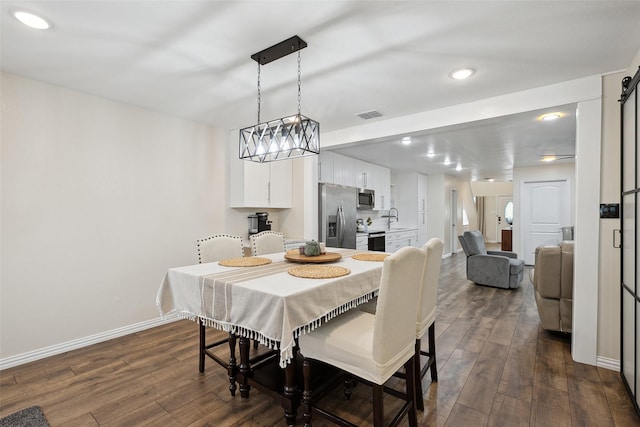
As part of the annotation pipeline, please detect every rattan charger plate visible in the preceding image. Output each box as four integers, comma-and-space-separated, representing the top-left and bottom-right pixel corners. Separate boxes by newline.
219, 257, 272, 267
352, 253, 389, 262
288, 265, 350, 279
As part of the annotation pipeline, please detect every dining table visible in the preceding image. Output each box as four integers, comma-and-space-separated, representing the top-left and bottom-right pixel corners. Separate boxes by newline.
156, 247, 386, 425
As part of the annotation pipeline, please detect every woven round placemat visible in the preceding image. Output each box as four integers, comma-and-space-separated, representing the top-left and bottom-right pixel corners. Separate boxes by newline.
219, 257, 272, 267
288, 265, 350, 279
352, 253, 389, 262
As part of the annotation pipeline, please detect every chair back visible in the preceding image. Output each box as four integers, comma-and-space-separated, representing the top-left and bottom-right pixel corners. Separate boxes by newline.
250, 231, 285, 256
196, 234, 243, 263
416, 239, 444, 338
462, 230, 487, 255
458, 235, 470, 256
373, 246, 425, 365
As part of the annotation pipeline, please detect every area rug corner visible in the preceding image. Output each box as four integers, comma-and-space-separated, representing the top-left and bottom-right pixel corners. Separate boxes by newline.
0, 405, 50, 427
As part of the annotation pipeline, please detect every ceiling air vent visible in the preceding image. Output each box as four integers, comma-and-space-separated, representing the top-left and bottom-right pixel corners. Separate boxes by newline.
357, 110, 383, 120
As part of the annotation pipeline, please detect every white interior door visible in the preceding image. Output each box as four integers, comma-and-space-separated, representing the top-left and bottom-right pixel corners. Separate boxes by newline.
521, 179, 570, 265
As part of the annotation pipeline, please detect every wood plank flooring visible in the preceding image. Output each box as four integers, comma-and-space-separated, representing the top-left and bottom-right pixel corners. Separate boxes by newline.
1, 250, 639, 426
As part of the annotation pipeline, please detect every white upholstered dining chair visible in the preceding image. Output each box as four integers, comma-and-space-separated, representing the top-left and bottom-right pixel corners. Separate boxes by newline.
299, 245, 424, 427
358, 238, 444, 411
250, 231, 285, 256
413, 238, 444, 410
195, 234, 245, 372
196, 234, 244, 263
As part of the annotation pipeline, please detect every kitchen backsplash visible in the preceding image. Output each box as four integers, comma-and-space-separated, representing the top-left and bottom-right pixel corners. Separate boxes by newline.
356, 210, 394, 231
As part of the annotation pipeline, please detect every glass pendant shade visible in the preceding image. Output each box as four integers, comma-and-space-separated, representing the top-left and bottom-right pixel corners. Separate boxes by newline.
240, 113, 319, 162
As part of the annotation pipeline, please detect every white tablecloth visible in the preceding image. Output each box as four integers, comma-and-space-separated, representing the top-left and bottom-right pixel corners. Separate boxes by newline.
156, 248, 384, 367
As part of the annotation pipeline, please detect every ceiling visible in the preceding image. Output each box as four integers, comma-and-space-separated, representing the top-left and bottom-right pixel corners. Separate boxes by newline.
2, 1, 640, 180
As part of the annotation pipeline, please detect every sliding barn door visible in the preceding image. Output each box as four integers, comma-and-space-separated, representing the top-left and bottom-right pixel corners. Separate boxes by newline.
621, 66, 640, 414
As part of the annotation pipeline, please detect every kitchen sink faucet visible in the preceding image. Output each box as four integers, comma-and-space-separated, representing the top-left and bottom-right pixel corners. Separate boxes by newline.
382, 208, 399, 229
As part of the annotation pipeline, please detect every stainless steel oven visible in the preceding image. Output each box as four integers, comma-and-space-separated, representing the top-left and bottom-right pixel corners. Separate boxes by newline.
368, 231, 385, 252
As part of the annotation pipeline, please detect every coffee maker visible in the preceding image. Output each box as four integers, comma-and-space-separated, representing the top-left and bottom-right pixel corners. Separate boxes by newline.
248, 212, 272, 236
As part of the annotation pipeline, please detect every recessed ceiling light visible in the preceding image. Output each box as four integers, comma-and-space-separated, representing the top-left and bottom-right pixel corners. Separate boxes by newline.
443, 158, 451, 166
13, 10, 50, 29
455, 164, 462, 171
449, 68, 475, 80
426, 152, 436, 158
401, 137, 412, 145
539, 112, 562, 121
486, 178, 495, 182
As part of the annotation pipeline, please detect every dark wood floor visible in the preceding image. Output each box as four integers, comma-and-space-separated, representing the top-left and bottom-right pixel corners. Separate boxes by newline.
1, 251, 639, 426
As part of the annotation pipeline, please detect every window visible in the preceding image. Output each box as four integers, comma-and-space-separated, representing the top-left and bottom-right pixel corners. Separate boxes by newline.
504, 201, 514, 225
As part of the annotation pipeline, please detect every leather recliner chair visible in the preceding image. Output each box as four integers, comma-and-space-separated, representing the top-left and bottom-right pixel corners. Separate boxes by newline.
532, 241, 574, 333
458, 230, 524, 289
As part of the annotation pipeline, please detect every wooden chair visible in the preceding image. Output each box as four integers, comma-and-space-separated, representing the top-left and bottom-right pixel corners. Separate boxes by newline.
299, 246, 424, 427
250, 231, 285, 256
195, 234, 244, 372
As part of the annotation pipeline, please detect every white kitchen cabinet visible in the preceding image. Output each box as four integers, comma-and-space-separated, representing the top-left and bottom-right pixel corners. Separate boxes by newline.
417, 212, 428, 247
372, 164, 391, 211
229, 141, 292, 208
393, 172, 428, 245
356, 234, 369, 251
318, 151, 334, 183
333, 153, 356, 187
385, 232, 399, 253
417, 173, 427, 212
385, 229, 418, 253
355, 159, 374, 189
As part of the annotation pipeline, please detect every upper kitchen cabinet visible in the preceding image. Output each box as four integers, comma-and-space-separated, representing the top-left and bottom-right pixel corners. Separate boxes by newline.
372, 164, 390, 211
332, 153, 356, 187
318, 151, 391, 211
355, 159, 374, 190
318, 151, 334, 183
229, 141, 292, 209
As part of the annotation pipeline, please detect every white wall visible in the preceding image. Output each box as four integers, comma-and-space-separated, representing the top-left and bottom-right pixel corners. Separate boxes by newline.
469, 181, 513, 197
442, 175, 477, 256
1, 73, 225, 363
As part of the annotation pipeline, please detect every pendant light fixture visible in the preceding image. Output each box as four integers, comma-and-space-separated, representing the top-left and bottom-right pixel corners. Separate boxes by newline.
239, 36, 320, 163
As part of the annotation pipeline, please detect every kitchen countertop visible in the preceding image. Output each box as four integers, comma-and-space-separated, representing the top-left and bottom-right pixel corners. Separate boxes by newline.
356, 228, 417, 235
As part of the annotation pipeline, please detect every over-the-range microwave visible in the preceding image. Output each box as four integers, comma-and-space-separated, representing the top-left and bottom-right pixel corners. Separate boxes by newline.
357, 189, 375, 210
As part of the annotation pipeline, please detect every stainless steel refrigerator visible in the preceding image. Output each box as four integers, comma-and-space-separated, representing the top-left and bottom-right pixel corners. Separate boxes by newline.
318, 183, 357, 249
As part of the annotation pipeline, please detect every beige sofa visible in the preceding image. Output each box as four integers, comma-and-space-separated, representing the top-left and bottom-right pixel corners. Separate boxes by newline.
532, 241, 574, 333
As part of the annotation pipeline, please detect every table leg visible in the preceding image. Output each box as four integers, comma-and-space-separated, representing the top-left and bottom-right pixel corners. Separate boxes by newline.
283, 345, 298, 426
228, 333, 237, 397
239, 336, 251, 398
198, 320, 205, 373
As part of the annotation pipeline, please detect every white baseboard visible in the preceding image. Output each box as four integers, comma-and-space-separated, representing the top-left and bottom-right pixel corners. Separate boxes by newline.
596, 356, 620, 372
443, 252, 452, 259
0, 316, 178, 370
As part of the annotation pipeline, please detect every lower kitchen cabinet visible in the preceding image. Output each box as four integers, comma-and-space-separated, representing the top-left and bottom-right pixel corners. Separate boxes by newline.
356, 234, 368, 251
385, 229, 418, 253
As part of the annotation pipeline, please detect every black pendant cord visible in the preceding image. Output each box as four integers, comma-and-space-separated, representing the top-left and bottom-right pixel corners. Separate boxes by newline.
257, 62, 261, 124
297, 51, 302, 117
